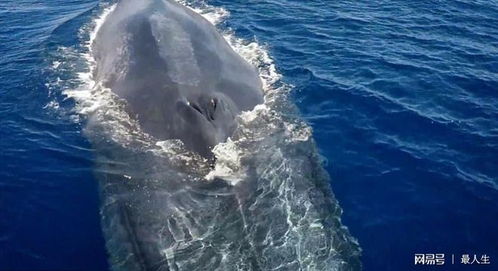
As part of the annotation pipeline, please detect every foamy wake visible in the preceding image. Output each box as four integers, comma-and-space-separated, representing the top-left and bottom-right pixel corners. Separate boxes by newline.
54, 0, 310, 184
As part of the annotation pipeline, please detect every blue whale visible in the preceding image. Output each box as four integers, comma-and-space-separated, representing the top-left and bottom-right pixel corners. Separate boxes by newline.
91, 0, 361, 270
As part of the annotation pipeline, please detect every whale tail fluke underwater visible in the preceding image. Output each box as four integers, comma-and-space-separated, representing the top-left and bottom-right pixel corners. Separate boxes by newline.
83, 0, 362, 270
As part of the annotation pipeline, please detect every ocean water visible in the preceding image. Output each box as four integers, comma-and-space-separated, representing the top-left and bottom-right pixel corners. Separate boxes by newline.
0, 0, 497, 270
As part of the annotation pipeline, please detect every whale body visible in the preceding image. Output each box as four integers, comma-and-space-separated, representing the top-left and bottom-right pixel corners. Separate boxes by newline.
93, 0, 263, 157
90, 0, 361, 270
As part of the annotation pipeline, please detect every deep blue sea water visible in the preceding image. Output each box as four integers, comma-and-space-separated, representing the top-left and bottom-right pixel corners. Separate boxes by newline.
1, 0, 497, 270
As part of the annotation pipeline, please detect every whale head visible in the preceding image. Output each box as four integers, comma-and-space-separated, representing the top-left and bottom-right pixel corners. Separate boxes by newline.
93, 0, 264, 158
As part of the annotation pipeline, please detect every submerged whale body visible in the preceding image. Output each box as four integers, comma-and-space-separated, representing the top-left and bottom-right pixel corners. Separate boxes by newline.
91, 0, 361, 270
93, 0, 263, 157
